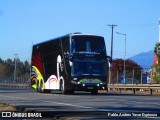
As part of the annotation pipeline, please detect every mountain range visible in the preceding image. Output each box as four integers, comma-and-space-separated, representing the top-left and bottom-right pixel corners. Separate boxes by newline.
129, 50, 154, 69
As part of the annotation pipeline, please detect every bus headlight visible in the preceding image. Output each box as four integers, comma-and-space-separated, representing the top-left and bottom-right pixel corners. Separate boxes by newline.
69, 61, 73, 66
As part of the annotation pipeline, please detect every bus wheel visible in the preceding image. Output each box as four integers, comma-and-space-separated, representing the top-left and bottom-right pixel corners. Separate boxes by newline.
40, 80, 49, 93
36, 81, 40, 93
60, 81, 67, 94
91, 90, 98, 95
45, 90, 51, 93
69, 90, 74, 95
40, 81, 44, 93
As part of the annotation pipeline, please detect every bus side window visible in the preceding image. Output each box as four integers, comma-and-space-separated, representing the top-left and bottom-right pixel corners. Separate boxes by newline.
62, 36, 70, 53
71, 39, 75, 53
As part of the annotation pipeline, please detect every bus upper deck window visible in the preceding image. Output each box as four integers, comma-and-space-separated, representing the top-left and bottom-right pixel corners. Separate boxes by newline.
72, 39, 75, 53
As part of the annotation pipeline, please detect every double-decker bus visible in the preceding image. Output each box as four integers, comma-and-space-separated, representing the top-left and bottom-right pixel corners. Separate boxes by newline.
31, 33, 110, 94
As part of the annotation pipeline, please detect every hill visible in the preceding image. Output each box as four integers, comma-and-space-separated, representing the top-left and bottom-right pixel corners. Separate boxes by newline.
129, 50, 154, 69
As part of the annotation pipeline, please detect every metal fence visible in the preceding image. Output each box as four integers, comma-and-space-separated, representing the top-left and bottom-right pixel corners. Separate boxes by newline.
0, 76, 30, 89
0, 76, 29, 84
108, 69, 157, 84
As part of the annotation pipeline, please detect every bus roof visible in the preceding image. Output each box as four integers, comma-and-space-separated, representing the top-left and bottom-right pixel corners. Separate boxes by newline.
33, 32, 104, 46
69, 32, 103, 38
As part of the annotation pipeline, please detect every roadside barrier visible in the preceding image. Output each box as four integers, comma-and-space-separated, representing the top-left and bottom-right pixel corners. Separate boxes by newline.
0, 82, 159, 95
107, 84, 160, 95
0, 83, 30, 89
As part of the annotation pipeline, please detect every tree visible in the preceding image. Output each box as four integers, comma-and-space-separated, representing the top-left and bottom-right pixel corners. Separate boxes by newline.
4, 58, 14, 77
0, 63, 7, 79
0, 57, 31, 83
152, 42, 160, 83
24, 60, 30, 74
154, 42, 160, 55
112, 59, 142, 83
0, 58, 4, 64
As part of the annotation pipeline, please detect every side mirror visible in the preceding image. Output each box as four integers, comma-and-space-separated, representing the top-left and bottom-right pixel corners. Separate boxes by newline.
64, 52, 73, 60
107, 56, 112, 64
64, 51, 69, 55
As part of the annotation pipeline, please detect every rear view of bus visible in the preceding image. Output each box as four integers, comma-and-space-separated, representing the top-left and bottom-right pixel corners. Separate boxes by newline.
69, 33, 109, 94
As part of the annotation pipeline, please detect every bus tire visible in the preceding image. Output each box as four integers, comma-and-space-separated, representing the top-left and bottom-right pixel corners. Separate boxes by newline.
91, 89, 98, 95
40, 80, 50, 93
60, 80, 67, 94
36, 81, 40, 93
45, 90, 51, 93
40, 80, 44, 93
69, 90, 74, 94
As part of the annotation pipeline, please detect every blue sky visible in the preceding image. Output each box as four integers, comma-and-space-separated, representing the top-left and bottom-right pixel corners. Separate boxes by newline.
0, 0, 160, 61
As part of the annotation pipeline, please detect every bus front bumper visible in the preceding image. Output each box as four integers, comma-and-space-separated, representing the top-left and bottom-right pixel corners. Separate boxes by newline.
71, 81, 107, 91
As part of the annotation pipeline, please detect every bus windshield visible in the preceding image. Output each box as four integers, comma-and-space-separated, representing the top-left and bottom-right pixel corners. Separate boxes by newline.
72, 59, 107, 76
71, 36, 106, 54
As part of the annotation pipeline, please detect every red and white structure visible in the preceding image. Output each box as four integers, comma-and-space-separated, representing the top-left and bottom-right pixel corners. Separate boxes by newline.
159, 18, 160, 42
153, 18, 160, 66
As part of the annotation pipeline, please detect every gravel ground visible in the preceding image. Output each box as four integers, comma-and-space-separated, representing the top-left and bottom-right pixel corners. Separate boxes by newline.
0, 102, 17, 111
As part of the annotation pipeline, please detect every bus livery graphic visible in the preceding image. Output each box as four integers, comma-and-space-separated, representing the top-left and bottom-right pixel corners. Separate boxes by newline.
31, 52, 44, 89
79, 79, 102, 84
32, 52, 43, 74
45, 75, 58, 89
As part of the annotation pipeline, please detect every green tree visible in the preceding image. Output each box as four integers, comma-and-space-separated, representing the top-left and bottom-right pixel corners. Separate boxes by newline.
5, 58, 14, 77
24, 60, 30, 74
0, 58, 4, 64
154, 42, 160, 55
0, 57, 31, 82
153, 42, 160, 83
0, 63, 7, 79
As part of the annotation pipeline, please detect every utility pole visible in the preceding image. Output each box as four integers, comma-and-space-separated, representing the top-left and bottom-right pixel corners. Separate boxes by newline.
14, 54, 18, 81
108, 24, 118, 84
117, 32, 126, 84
